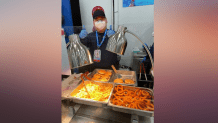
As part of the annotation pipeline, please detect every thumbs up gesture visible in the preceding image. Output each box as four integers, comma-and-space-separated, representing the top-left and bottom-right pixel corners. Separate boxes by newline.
107, 25, 115, 37
79, 25, 88, 39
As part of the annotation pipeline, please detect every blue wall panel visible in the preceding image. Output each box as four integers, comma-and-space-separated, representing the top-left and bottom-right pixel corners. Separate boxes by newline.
123, 0, 154, 7
62, 0, 74, 44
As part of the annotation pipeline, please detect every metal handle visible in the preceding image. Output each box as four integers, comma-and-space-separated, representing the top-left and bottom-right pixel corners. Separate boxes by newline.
142, 63, 147, 81
111, 65, 117, 74
139, 64, 142, 80
80, 73, 91, 98
83, 71, 91, 80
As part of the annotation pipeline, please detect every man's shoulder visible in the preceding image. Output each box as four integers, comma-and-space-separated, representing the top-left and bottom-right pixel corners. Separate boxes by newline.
87, 31, 95, 37
84, 32, 95, 41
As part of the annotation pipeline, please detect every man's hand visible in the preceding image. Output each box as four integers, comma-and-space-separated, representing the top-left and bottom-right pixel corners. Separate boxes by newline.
79, 25, 88, 39
107, 25, 115, 37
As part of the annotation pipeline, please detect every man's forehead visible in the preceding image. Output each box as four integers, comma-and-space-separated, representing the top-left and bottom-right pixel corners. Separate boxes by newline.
94, 16, 106, 20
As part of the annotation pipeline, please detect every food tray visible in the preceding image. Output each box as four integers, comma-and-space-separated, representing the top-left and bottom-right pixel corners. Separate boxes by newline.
108, 85, 154, 117
85, 69, 114, 82
68, 81, 114, 107
110, 70, 137, 86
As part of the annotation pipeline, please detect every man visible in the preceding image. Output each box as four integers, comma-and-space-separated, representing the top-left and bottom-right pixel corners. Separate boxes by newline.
78, 6, 118, 72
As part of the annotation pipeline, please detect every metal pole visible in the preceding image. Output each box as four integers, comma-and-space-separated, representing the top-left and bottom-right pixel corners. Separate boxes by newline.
111, 0, 114, 30
126, 30, 154, 77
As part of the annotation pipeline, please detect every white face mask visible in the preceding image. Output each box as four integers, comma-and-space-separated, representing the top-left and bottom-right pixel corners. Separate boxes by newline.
95, 20, 106, 31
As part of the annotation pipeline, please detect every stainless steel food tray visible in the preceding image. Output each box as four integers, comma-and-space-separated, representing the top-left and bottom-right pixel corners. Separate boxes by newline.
84, 69, 115, 82
68, 81, 114, 107
110, 70, 137, 86
108, 85, 154, 117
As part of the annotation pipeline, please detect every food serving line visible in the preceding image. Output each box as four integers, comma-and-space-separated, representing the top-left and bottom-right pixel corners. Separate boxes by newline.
61, 25, 154, 123
62, 69, 154, 123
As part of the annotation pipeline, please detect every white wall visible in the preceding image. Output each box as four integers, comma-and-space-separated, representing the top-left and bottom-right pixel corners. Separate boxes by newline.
79, 0, 113, 33
62, 30, 71, 75
115, 0, 154, 67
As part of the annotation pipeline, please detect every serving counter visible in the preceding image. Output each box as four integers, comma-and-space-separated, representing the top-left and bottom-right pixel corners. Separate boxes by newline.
61, 70, 154, 123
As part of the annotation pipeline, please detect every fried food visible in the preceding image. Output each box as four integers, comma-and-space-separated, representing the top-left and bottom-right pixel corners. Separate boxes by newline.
114, 78, 124, 83
101, 78, 108, 82
113, 79, 134, 84
93, 74, 101, 78
111, 85, 153, 111
91, 77, 98, 81
98, 70, 106, 74
124, 79, 135, 84
105, 71, 112, 76
96, 78, 102, 81
72, 81, 113, 102
101, 74, 110, 79
91, 70, 112, 82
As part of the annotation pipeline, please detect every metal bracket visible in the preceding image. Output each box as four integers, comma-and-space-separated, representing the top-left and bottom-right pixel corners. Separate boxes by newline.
62, 103, 81, 123
131, 114, 139, 123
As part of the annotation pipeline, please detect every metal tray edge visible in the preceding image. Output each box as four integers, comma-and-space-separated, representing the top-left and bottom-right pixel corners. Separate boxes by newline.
85, 69, 115, 82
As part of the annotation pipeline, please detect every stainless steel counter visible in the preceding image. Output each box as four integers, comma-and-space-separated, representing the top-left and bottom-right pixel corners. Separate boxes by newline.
62, 74, 154, 123
62, 100, 154, 123
71, 104, 131, 123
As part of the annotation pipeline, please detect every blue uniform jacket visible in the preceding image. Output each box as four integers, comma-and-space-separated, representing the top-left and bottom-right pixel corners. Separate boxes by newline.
80, 30, 119, 70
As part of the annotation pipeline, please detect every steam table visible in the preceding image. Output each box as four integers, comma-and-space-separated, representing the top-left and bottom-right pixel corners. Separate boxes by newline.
62, 74, 154, 123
